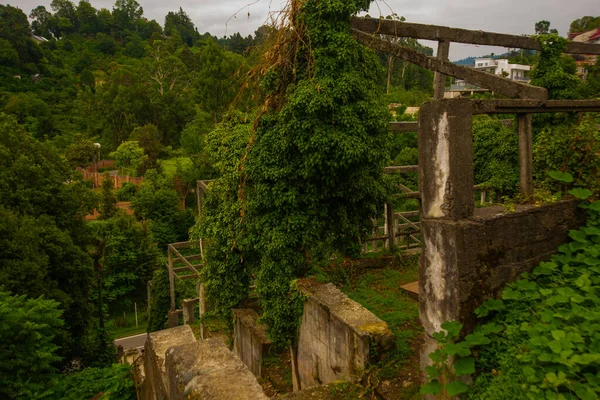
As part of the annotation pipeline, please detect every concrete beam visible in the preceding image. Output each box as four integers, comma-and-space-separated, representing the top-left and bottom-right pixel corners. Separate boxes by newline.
350, 17, 600, 55
472, 99, 600, 114
384, 165, 419, 173
353, 30, 547, 100
389, 121, 418, 132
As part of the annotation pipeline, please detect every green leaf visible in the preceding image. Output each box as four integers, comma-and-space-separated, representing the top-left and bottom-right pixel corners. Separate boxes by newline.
420, 380, 442, 395
445, 381, 469, 396
441, 321, 462, 339
551, 330, 565, 340
568, 188, 593, 200
548, 171, 573, 183
522, 366, 536, 376
445, 343, 471, 357
502, 289, 521, 300
569, 230, 588, 242
454, 357, 475, 376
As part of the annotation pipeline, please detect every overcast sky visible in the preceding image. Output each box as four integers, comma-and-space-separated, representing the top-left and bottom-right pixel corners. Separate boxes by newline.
7, 0, 599, 60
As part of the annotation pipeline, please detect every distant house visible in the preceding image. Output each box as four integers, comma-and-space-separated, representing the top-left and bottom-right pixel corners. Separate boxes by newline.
569, 28, 600, 74
444, 57, 531, 98
472, 58, 530, 82
570, 28, 600, 45
30, 35, 49, 44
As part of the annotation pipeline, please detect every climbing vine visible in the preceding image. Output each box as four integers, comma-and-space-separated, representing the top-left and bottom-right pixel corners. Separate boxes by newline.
530, 34, 580, 99
192, 0, 390, 347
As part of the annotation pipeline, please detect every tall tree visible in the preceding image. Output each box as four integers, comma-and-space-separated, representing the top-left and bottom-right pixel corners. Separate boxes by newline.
164, 7, 199, 46
535, 20, 558, 35
0, 113, 97, 366
112, 0, 143, 36
0, 290, 63, 399
569, 16, 600, 34
76, 0, 99, 36
50, 0, 78, 36
29, 5, 54, 38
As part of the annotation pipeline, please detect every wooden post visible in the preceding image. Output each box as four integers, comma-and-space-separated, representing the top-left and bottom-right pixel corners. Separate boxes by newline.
146, 281, 152, 318
434, 40, 450, 99
168, 246, 175, 311
198, 282, 207, 339
386, 202, 395, 251
134, 302, 138, 328
517, 114, 534, 198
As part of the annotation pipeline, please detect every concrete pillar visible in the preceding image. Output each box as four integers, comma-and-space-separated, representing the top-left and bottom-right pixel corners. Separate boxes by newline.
386, 202, 396, 251
433, 40, 450, 100
182, 299, 195, 325
517, 113, 534, 198
167, 247, 175, 311
167, 310, 179, 328
418, 99, 474, 220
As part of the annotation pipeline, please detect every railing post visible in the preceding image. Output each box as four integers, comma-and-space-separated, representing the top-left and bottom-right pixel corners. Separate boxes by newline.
386, 202, 395, 251
517, 113, 534, 198
168, 246, 175, 312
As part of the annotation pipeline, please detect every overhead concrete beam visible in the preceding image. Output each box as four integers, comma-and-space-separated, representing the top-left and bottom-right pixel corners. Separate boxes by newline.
350, 17, 600, 55
353, 30, 548, 100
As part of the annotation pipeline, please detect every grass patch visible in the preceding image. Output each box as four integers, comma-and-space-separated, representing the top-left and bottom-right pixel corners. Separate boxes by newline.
341, 257, 422, 398
109, 311, 149, 339
160, 157, 192, 177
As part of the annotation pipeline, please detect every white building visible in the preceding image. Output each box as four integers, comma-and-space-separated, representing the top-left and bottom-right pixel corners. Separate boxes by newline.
473, 58, 530, 82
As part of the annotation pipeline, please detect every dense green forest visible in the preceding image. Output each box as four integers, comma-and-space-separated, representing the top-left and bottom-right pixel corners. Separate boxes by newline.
0, 0, 599, 398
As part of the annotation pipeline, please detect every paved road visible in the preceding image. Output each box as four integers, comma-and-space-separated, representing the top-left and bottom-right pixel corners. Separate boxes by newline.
115, 333, 148, 350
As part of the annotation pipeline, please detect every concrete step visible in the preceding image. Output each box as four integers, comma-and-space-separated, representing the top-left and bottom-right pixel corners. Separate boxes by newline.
400, 281, 419, 300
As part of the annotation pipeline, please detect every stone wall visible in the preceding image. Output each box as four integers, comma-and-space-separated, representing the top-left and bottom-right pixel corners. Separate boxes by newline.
296, 279, 395, 390
233, 309, 272, 378
165, 338, 268, 400
143, 325, 197, 400
142, 325, 267, 399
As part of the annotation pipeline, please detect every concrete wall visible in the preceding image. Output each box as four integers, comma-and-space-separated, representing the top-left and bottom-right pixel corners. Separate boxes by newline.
142, 325, 268, 399
417, 99, 585, 348
296, 279, 395, 390
165, 338, 268, 400
419, 201, 585, 336
233, 309, 272, 378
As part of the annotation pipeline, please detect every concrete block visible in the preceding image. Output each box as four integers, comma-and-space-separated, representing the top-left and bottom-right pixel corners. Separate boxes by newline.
165, 338, 268, 400
182, 299, 196, 325
232, 309, 272, 378
296, 279, 395, 390
143, 325, 196, 400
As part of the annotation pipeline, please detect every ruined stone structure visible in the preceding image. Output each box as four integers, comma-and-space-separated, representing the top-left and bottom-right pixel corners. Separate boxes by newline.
295, 279, 395, 390
232, 308, 272, 378
140, 325, 267, 399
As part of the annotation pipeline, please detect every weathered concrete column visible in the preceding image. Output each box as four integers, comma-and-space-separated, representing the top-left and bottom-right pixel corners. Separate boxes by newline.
517, 113, 534, 198
167, 247, 175, 311
386, 202, 396, 250
434, 40, 450, 99
167, 310, 180, 328
418, 99, 475, 220
182, 299, 195, 325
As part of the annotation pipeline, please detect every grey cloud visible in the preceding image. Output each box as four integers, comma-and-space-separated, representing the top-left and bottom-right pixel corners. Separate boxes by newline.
9, 0, 599, 59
